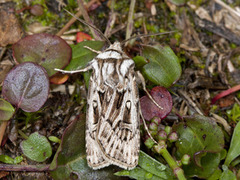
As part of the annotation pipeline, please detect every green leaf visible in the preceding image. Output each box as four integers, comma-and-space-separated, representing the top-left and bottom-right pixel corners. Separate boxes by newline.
224, 121, 240, 166
48, 136, 61, 143
115, 167, 163, 180
138, 151, 173, 179
0, 98, 15, 121
0, 155, 23, 164
115, 151, 174, 180
13, 156, 24, 164
20, 132, 52, 162
142, 45, 181, 88
226, 103, 240, 122
133, 56, 148, 70
50, 115, 123, 180
173, 114, 224, 178
219, 165, 237, 180
208, 168, 222, 180
65, 41, 105, 71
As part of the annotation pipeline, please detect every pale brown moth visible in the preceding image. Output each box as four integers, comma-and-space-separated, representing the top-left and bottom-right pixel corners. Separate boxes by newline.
56, 10, 167, 170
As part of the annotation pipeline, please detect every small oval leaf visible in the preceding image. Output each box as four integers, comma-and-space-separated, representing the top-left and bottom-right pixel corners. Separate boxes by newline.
142, 45, 182, 88
2, 62, 49, 112
20, 132, 52, 162
12, 33, 72, 77
140, 86, 172, 121
50, 73, 69, 84
0, 155, 23, 164
0, 98, 15, 121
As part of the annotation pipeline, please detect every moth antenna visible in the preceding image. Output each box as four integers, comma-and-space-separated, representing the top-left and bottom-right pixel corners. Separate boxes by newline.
120, 30, 177, 46
64, 9, 111, 46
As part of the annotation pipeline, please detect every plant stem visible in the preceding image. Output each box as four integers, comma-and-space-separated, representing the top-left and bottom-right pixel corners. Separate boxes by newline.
0, 164, 49, 171
159, 147, 186, 180
125, 0, 136, 41
0, 121, 8, 145
56, 0, 101, 36
104, 0, 116, 38
56, 10, 83, 36
77, 0, 102, 41
18, 130, 28, 140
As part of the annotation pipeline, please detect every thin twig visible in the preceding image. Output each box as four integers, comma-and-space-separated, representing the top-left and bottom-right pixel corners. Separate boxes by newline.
121, 31, 177, 46
62, 9, 111, 45
0, 164, 50, 171
211, 113, 231, 135
125, 0, 136, 41
178, 90, 203, 115
104, 0, 116, 38
214, 0, 240, 18
108, 24, 126, 37
56, 0, 100, 36
0, 47, 7, 61
77, 0, 102, 41
0, 121, 8, 145
56, 10, 83, 36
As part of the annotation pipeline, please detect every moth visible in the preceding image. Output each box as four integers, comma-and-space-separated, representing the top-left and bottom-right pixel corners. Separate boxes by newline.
56, 10, 163, 170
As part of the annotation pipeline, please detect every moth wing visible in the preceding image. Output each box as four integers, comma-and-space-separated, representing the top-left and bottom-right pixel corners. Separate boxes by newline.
86, 72, 110, 169
96, 70, 140, 169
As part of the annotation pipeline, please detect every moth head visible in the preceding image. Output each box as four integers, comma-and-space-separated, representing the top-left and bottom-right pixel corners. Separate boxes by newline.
109, 42, 122, 51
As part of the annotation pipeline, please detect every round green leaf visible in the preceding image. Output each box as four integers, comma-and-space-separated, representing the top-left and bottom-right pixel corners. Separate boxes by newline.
2, 62, 49, 112
173, 114, 224, 178
0, 98, 15, 121
12, 33, 72, 77
142, 45, 182, 88
20, 132, 52, 162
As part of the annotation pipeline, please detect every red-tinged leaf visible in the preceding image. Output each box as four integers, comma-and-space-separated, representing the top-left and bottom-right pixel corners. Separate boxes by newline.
2, 62, 49, 112
211, 84, 240, 104
140, 86, 172, 121
12, 33, 72, 77
50, 73, 69, 85
76, 32, 92, 43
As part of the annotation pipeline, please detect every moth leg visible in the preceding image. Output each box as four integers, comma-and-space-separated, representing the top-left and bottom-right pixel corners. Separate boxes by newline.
136, 71, 163, 110
55, 65, 92, 74
139, 105, 158, 144
84, 46, 102, 54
